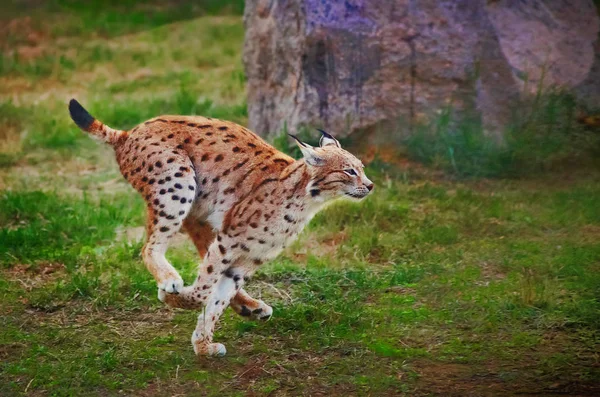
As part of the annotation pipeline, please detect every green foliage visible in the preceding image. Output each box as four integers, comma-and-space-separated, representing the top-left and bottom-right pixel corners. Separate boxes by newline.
406, 91, 600, 177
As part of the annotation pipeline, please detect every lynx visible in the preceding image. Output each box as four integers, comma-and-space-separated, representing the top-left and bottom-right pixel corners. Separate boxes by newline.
68, 99, 373, 356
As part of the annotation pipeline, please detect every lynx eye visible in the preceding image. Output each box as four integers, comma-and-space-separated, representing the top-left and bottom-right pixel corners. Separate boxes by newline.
344, 168, 357, 176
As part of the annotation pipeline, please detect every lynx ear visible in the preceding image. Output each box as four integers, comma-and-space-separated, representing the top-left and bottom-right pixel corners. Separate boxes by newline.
289, 134, 324, 166
318, 129, 340, 148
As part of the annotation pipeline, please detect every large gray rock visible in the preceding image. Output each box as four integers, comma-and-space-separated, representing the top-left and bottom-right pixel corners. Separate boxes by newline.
243, 0, 599, 142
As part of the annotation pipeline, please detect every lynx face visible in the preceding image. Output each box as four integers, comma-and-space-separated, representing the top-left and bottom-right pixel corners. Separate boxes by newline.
292, 131, 374, 202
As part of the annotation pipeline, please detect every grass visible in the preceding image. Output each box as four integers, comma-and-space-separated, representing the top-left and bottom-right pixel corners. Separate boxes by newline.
406, 91, 600, 177
1, 2, 599, 396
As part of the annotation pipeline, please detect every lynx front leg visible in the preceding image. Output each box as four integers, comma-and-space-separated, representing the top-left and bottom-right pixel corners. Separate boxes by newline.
161, 238, 246, 356
192, 266, 248, 356
183, 222, 272, 321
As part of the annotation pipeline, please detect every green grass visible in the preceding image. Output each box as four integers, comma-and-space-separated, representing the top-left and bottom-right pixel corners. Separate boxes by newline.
1, 2, 599, 396
1, 173, 599, 395
406, 91, 600, 177
3, 0, 244, 37
1, 0, 244, 82
0, 190, 144, 266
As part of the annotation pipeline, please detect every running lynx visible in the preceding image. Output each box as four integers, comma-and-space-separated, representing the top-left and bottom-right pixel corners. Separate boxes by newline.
69, 99, 373, 356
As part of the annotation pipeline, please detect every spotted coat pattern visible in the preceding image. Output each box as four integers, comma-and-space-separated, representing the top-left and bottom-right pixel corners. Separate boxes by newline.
68, 99, 373, 356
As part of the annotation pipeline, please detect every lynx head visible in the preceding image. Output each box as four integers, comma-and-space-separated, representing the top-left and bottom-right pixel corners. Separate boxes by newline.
290, 130, 373, 202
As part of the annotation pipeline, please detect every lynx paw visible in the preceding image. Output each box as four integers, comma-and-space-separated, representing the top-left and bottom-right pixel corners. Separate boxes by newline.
157, 277, 184, 301
206, 343, 227, 357
252, 302, 273, 321
192, 333, 226, 357
239, 301, 273, 321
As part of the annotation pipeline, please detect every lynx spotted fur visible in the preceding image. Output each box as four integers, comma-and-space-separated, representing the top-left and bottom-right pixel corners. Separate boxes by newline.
68, 99, 373, 356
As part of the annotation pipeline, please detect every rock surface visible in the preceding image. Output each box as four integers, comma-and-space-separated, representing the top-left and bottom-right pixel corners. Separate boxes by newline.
243, 0, 599, 142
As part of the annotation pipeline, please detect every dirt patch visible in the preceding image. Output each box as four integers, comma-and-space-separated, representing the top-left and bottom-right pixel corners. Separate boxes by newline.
410, 360, 515, 396
477, 260, 507, 281
220, 354, 274, 392
0, 105, 24, 159
15, 301, 177, 332
0, 125, 22, 154
384, 285, 417, 295
580, 224, 600, 243
410, 336, 600, 396
5, 262, 66, 292
0, 340, 28, 365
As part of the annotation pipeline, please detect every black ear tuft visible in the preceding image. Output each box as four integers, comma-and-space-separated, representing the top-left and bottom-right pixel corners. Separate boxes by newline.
318, 129, 340, 148
288, 133, 308, 148
317, 129, 334, 140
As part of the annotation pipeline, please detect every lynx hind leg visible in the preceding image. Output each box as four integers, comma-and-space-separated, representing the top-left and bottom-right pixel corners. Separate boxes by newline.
183, 217, 215, 259
160, 237, 230, 311
161, 273, 272, 321
138, 158, 198, 296
183, 219, 272, 320
159, 217, 214, 308
159, 284, 204, 309
230, 288, 273, 321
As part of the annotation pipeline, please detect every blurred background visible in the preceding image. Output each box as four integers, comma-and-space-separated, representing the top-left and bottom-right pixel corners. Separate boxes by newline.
1, 1, 599, 395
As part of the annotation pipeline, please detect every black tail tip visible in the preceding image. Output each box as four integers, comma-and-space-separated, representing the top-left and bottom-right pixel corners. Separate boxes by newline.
68, 99, 94, 130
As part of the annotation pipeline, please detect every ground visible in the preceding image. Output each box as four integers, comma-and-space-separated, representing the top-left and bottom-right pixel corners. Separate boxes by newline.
1, 2, 599, 396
